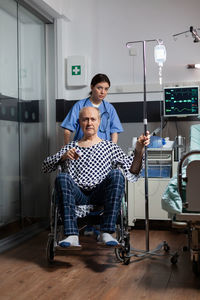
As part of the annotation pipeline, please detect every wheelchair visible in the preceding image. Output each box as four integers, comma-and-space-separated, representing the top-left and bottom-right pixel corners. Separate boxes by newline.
46, 187, 131, 265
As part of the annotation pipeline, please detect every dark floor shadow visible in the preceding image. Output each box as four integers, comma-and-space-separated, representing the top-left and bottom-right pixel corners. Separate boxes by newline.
1, 230, 121, 273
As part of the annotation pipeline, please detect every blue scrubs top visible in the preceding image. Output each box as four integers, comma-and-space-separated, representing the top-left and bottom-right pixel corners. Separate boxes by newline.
60, 98, 123, 141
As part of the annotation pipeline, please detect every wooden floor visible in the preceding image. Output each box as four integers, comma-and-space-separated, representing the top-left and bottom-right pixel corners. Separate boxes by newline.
0, 228, 200, 300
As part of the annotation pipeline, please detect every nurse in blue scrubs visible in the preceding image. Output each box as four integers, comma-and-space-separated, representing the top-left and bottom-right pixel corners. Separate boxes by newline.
61, 73, 123, 144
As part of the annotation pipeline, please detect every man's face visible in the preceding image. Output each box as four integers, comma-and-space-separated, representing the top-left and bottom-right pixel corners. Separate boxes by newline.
79, 107, 100, 137
91, 81, 110, 102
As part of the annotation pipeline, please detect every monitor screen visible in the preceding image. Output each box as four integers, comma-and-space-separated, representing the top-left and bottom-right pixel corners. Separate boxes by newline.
164, 86, 199, 117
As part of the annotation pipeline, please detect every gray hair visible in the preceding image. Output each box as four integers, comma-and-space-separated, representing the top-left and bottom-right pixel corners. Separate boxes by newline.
79, 106, 101, 120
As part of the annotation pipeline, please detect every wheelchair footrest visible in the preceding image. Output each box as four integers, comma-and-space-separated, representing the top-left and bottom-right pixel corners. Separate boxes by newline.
55, 244, 83, 251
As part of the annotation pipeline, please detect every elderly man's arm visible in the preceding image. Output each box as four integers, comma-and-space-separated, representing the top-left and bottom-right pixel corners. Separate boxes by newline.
130, 132, 150, 174
42, 146, 71, 173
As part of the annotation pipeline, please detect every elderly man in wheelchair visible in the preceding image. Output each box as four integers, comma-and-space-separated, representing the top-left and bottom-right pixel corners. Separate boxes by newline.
42, 106, 150, 249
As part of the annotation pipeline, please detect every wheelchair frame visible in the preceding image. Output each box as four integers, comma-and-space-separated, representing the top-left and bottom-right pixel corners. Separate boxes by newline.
46, 188, 131, 265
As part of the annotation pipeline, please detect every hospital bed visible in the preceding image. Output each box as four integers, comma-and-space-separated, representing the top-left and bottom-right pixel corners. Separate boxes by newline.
176, 150, 200, 275
162, 124, 200, 275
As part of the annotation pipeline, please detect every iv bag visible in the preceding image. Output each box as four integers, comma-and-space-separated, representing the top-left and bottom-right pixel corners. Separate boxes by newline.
154, 44, 166, 67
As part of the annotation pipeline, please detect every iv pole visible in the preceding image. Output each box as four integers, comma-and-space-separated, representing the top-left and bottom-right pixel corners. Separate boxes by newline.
142, 40, 149, 251
126, 39, 170, 257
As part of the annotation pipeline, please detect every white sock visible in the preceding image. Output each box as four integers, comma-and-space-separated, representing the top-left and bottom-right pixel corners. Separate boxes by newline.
59, 235, 80, 247
99, 232, 119, 246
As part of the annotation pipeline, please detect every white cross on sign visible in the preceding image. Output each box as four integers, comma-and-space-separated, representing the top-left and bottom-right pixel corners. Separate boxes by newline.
72, 65, 81, 75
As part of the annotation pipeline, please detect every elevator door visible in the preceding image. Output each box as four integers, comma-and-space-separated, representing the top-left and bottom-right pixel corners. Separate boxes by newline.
0, 0, 49, 240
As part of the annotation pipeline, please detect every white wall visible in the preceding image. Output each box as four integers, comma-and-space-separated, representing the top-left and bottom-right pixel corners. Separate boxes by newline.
39, 0, 200, 152
31, 0, 72, 19
54, 0, 200, 102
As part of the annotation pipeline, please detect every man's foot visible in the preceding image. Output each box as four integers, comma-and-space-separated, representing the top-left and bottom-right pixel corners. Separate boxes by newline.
98, 232, 119, 247
58, 235, 82, 249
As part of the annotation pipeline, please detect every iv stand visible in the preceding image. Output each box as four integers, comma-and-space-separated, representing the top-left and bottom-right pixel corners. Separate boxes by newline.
125, 39, 170, 259
142, 40, 149, 251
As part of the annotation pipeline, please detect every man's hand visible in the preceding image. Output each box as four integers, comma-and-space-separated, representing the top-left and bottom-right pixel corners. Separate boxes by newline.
130, 131, 150, 174
135, 131, 150, 153
61, 148, 80, 161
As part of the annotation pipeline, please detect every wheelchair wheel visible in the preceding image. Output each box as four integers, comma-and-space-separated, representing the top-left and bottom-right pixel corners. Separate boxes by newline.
115, 232, 130, 264
115, 247, 125, 262
124, 256, 131, 265
115, 247, 130, 264
46, 235, 55, 264
163, 242, 170, 252
170, 252, 178, 264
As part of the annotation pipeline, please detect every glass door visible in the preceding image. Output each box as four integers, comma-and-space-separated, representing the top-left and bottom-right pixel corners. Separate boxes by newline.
0, 0, 19, 239
18, 4, 48, 229
0, 0, 49, 242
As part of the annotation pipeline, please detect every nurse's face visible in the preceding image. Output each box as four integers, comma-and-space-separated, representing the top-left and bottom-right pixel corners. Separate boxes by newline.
91, 81, 110, 103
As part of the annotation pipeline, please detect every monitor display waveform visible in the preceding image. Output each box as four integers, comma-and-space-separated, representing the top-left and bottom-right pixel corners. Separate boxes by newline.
164, 86, 199, 117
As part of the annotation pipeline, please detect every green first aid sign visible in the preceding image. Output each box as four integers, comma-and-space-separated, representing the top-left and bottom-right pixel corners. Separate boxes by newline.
72, 65, 81, 75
